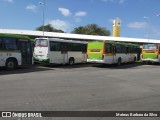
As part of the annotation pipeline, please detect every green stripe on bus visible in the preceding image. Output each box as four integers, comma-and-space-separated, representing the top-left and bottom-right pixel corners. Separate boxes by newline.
0, 33, 30, 40
88, 53, 103, 60
143, 54, 157, 59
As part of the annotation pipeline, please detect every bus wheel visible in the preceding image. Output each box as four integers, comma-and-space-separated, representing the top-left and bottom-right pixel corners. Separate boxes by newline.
69, 58, 74, 65
117, 58, 121, 66
6, 59, 17, 70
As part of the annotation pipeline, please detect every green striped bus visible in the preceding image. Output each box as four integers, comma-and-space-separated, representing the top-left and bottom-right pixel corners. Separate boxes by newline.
87, 41, 140, 65
0, 34, 33, 70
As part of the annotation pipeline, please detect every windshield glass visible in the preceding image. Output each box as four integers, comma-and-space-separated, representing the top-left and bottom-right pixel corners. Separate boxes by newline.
143, 44, 158, 50
35, 39, 48, 47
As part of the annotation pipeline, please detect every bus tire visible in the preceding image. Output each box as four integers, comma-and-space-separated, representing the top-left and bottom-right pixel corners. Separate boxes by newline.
117, 58, 121, 66
6, 59, 17, 70
69, 58, 74, 65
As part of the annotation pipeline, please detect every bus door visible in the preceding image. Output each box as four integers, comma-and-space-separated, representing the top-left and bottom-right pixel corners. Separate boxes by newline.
82, 44, 87, 62
18, 39, 32, 65
61, 43, 68, 64
112, 45, 116, 63
125, 46, 129, 62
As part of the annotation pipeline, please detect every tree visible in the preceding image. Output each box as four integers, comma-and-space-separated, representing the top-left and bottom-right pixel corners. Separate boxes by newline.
36, 24, 64, 33
72, 24, 110, 36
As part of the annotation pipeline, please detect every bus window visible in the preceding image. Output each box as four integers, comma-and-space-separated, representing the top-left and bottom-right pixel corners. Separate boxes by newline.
50, 41, 61, 51
0, 38, 3, 50
106, 44, 112, 53
125, 46, 128, 54
60, 42, 68, 54
116, 44, 122, 53
82, 44, 87, 53
3, 38, 17, 50
35, 39, 48, 47
121, 45, 125, 53
143, 44, 158, 50
68, 43, 82, 51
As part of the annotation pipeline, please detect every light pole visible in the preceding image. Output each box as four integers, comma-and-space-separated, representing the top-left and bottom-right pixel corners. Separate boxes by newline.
39, 0, 45, 38
144, 16, 150, 44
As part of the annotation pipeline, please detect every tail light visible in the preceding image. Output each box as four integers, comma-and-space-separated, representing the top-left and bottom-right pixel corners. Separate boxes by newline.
102, 55, 104, 60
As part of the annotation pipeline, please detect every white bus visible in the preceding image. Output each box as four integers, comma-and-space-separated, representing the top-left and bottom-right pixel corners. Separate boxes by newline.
0, 34, 33, 70
33, 38, 87, 65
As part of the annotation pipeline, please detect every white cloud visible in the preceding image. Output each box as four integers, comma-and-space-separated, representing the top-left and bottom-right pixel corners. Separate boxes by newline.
75, 11, 87, 17
102, 0, 125, 4
127, 22, 148, 29
49, 19, 70, 32
26, 4, 38, 12
102, 0, 110, 2
3, 0, 13, 3
119, 0, 125, 4
58, 8, 72, 16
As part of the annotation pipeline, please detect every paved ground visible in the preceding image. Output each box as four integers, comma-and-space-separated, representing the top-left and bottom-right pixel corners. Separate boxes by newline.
0, 63, 160, 120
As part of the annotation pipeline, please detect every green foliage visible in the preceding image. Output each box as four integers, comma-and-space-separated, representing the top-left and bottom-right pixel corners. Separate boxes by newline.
36, 24, 64, 33
72, 24, 111, 36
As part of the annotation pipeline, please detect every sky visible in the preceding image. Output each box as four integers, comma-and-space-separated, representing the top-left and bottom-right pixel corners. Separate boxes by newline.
0, 0, 160, 40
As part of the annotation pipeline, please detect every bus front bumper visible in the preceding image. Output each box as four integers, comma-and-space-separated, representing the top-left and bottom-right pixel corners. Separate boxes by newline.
33, 57, 50, 63
87, 59, 105, 63
141, 58, 159, 62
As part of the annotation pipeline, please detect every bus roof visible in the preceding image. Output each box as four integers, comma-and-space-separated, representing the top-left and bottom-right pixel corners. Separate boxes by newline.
36, 38, 88, 44
0, 33, 30, 40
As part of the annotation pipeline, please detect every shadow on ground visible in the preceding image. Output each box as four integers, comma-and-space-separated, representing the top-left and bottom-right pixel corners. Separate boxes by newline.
40, 63, 92, 69
37, 62, 145, 69
0, 66, 53, 76
92, 62, 144, 69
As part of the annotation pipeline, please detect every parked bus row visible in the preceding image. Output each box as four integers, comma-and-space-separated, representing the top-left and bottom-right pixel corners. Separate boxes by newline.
1, 33, 160, 70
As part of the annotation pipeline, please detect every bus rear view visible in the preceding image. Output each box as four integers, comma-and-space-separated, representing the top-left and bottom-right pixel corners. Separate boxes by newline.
141, 44, 160, 63
87, 41, 105, 63
33, 38, 49, 63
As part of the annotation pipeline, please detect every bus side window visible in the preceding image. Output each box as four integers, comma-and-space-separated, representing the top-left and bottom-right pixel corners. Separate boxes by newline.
0, 38, 3, 50
60, 42, 68, 54
3, 38, 17, 50
112, 45, 116, 54
106, 43, 112, 53
82, 44, 87, 53
116, 44, 122, 53
50, 41, 60, 51
122, 45, 125, 53
125, 46, 128, 54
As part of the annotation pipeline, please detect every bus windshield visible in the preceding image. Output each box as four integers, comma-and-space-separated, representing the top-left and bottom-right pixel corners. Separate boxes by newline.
35, 39, 48, 47
143, 44, 158, 50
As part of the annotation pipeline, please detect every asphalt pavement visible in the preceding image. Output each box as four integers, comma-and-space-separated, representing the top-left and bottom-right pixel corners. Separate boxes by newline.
0, 63, 160, 120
